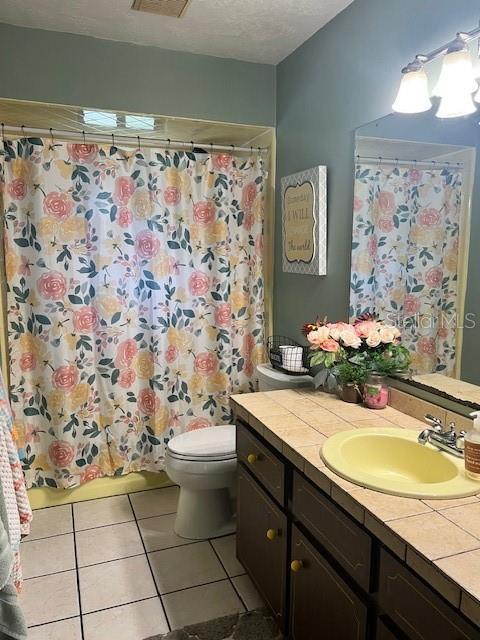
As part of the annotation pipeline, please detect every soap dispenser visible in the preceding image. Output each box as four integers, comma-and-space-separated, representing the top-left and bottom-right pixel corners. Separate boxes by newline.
465, 411, 480, 479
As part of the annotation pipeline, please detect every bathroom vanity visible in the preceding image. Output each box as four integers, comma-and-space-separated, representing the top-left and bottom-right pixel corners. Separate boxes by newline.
232, 390, 480, 640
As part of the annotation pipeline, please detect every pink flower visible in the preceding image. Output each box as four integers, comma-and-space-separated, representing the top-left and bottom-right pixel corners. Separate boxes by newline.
68, 143, 98, 163
188, 271, 210, 297
163, 186, 181, 206
378, 191, 395, 215
367, 235, 378, 257
419, 208, 440, 228
244, 212, 254, 232
353, 196, 363, 212
138, 388, 158, 415
244, 360, 254, 377
48, 440, 75, 467
187, 417, 211, 431
114, 176, 135, 205
19, 352, 36, 372
118, 368, 136, 388
307, 326, 330, 347
425, 266, 443, 288
438, 327, 449, 339
354, 320, 379, 338
165, 345, 178, 364
43, 192, 73, 220
115, 339, 138, 368
321, 338, 340, 352
214, 303, 232, 327
418, 337, 436, 354
212, 154, 232, 172
37, 271, 67, 301
51, 365, 79, 392
255, 235, 264, 257
409, 169, 423, 184
193, 201, 216, 226
242, 334, 255, 357
80, 464, 103, 484
366, 332, 381, 348
340, 330, 361, 349
73, 306, 99, 333
378, 217, 394, 233
242, 182, 257, 214
135, 230, 160, 259
117, 206, 133, 228
7, 178, 27, 200
194, 352, 218, 376
404, 295, 421, 315
327, 322, 352, 340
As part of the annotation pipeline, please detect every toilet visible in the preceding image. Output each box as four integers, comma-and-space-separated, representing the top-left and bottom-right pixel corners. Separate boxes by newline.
165, 424, 237, 540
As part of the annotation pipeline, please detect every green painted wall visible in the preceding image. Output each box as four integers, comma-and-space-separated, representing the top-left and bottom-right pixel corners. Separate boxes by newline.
275, 0, 480, 382
0, 22, 275, 126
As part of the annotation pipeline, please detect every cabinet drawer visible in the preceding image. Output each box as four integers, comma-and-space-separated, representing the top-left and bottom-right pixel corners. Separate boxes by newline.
237, 465, 287, 630
292, 471, 372, 591
290, 524, 368, 640
237, 422, 285, 505
379, 548, 480, 640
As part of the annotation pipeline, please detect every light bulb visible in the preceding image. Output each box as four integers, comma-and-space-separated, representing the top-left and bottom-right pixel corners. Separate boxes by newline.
436, 90, 477, 118
434, 49, 477, 97
392, 68, 432, 113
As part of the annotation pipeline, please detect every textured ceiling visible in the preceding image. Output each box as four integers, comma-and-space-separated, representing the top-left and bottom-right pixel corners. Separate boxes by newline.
0, 0, 354, 64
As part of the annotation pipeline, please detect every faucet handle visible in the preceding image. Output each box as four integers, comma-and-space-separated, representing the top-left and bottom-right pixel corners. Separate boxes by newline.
456, 430, 466, 451
424, 413, 443, 432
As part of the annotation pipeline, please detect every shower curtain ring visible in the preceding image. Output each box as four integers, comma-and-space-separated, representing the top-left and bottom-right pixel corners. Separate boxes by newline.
111, 133, 115, 148
190, 140, 194, 152
1, 123, 4, 143
82, 130, 86, 144
167, 139, 171, 152
137, 136, 141, 152
231, 144, 235, 153
21, 125, 26, 138
49, 128, 55, 147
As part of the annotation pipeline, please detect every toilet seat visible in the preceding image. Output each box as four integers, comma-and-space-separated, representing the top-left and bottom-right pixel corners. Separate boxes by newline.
167, 424, 236, 462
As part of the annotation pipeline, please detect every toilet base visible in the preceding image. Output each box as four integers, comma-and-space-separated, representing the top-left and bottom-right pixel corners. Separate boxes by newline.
174, 486, 236, 540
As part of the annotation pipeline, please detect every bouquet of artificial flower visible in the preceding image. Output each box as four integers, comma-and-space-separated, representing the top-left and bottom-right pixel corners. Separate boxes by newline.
303, 315, 410, 375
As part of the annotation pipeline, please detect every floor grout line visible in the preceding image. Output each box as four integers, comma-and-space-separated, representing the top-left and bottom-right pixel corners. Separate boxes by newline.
71, 503, 86, 640
208, 538, 248, 613
127, 493, 172, 633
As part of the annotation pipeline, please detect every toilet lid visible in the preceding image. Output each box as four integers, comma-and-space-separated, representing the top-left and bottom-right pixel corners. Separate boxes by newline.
167, 424, 236, 460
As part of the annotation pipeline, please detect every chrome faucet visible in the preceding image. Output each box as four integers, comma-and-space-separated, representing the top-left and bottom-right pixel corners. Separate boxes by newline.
417, 414, 466, 458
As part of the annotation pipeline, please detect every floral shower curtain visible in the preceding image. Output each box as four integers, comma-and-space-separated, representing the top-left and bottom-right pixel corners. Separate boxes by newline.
350, 163, 463, 376
1, 138, 266, 488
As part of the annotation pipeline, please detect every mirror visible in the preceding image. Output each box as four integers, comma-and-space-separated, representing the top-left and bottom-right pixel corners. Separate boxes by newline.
352, 109, 480, 405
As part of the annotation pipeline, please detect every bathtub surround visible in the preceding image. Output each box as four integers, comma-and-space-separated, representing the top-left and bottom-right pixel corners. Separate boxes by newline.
3, 139, 266, 489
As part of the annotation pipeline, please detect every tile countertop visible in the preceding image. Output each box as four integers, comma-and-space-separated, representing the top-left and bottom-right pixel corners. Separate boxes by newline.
230, 388, 480, 628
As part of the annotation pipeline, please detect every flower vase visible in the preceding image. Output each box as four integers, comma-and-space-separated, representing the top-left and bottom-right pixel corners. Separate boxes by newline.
340, 383, 362, 404
363, 374, 389, 409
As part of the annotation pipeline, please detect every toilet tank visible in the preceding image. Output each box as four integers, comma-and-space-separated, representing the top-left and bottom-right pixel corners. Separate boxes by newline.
256, 363, 314, 391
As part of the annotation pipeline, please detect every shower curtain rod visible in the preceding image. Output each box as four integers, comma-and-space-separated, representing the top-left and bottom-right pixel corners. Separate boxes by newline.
356, 154, 464, 170
1, 125, 268, 154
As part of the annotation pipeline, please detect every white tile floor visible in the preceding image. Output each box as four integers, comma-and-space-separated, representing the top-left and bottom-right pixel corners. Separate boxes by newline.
20, 486, 264, 640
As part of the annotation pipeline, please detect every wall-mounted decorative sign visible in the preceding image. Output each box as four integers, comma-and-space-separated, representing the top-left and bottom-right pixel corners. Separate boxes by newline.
281, 166, 327, 275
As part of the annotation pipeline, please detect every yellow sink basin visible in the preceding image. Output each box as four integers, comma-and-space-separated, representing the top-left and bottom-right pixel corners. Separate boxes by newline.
321, 428, 480, 499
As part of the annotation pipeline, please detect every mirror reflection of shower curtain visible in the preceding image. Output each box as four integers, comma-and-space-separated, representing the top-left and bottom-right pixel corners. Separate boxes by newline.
349, 162, 465, 376
1, 138, 267, 489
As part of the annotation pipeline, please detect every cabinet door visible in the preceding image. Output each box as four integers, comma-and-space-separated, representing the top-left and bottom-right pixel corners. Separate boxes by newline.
237, 465, 287, 629
290, 524, 368, 640
379, 548, 480, 640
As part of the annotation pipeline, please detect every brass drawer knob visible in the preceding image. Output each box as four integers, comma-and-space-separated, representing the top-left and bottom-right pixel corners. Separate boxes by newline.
247, 453, 258, 464
266, 528, 278, 541
291, 560, 303, 572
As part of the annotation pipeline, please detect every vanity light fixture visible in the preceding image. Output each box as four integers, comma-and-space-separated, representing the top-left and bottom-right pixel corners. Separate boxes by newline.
392, 61, 432, 113
393, 23, 480, 118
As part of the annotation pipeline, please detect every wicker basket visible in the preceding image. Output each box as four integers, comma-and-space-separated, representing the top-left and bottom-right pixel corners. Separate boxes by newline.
266, 336, 310, 376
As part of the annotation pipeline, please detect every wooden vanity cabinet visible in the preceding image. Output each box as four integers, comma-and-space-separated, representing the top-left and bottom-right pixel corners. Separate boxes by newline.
290, 524, 368, 640
237, 464, 288, 631
236, 418, 480, 640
